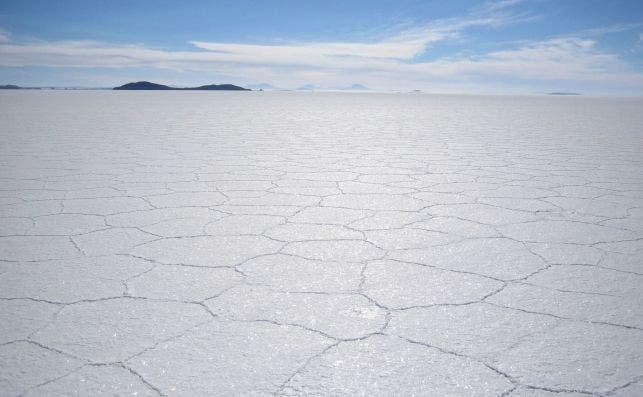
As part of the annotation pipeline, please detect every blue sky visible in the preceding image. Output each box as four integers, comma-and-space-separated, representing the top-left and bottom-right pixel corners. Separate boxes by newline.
1, 0, 643, 94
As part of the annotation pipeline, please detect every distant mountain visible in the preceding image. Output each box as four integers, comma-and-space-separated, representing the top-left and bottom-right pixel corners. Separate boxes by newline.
114, 81, 173, 90
297, 84, 320, 91
0, 85, 112, 90
113, 81, 250, 91
547, 92, 580, 96
344, 83, 369, 90
192, 84, 250, 91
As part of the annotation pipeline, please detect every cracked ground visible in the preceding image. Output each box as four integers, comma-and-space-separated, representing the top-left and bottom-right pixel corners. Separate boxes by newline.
1, 91, 642, 396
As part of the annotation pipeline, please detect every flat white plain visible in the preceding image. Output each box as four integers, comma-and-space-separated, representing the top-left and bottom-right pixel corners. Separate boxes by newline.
1, 91, 642, 396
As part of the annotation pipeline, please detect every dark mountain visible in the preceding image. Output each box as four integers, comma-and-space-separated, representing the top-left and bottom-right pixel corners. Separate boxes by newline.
298, 84, 320, 91
345, 83, 369, 90
547, 92, 580, 96
113, 81, 173, 90
191, 84, 249, 91
0, 84, 21, 89
113, 81, 250, 91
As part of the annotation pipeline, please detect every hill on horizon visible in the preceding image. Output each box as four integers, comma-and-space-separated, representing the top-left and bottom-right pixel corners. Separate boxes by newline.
547, 92, 580, 95
297, 84, 320, 91
113, 81, 250, 90
345, 83, 369, 90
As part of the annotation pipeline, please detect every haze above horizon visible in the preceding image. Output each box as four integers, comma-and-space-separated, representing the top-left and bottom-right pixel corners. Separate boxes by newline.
1, 0, 643, 95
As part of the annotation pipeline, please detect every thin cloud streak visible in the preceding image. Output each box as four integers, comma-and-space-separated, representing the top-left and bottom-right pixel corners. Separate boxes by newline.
0, 27, 9, 43
187, 2, 536, 65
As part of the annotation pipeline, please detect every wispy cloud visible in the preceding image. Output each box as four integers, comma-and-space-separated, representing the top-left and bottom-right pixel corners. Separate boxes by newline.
0, 2, 536, 72
570, 22, 643, 38
482, 0, 526, 12
0, 28, 9, 43
172, 2, 534, 70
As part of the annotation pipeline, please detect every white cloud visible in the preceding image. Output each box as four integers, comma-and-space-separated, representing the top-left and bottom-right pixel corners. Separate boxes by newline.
0, 2, 535, 73
191, 36, 433, 63
482, 0, 526, 12
187, 2, 531, 68
570, 22, 643, 38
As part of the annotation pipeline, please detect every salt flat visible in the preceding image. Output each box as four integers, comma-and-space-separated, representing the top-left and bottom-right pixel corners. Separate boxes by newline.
1, 91, 642, 396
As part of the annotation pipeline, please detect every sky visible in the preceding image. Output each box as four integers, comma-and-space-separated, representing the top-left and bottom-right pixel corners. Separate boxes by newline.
1, 0, 643, 94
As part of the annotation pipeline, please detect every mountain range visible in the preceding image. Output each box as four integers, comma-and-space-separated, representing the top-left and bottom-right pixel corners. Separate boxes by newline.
113, 81, 250, 90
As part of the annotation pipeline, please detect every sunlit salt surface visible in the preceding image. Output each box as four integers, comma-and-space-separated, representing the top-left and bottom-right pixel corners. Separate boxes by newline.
1, 91, 642, 396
